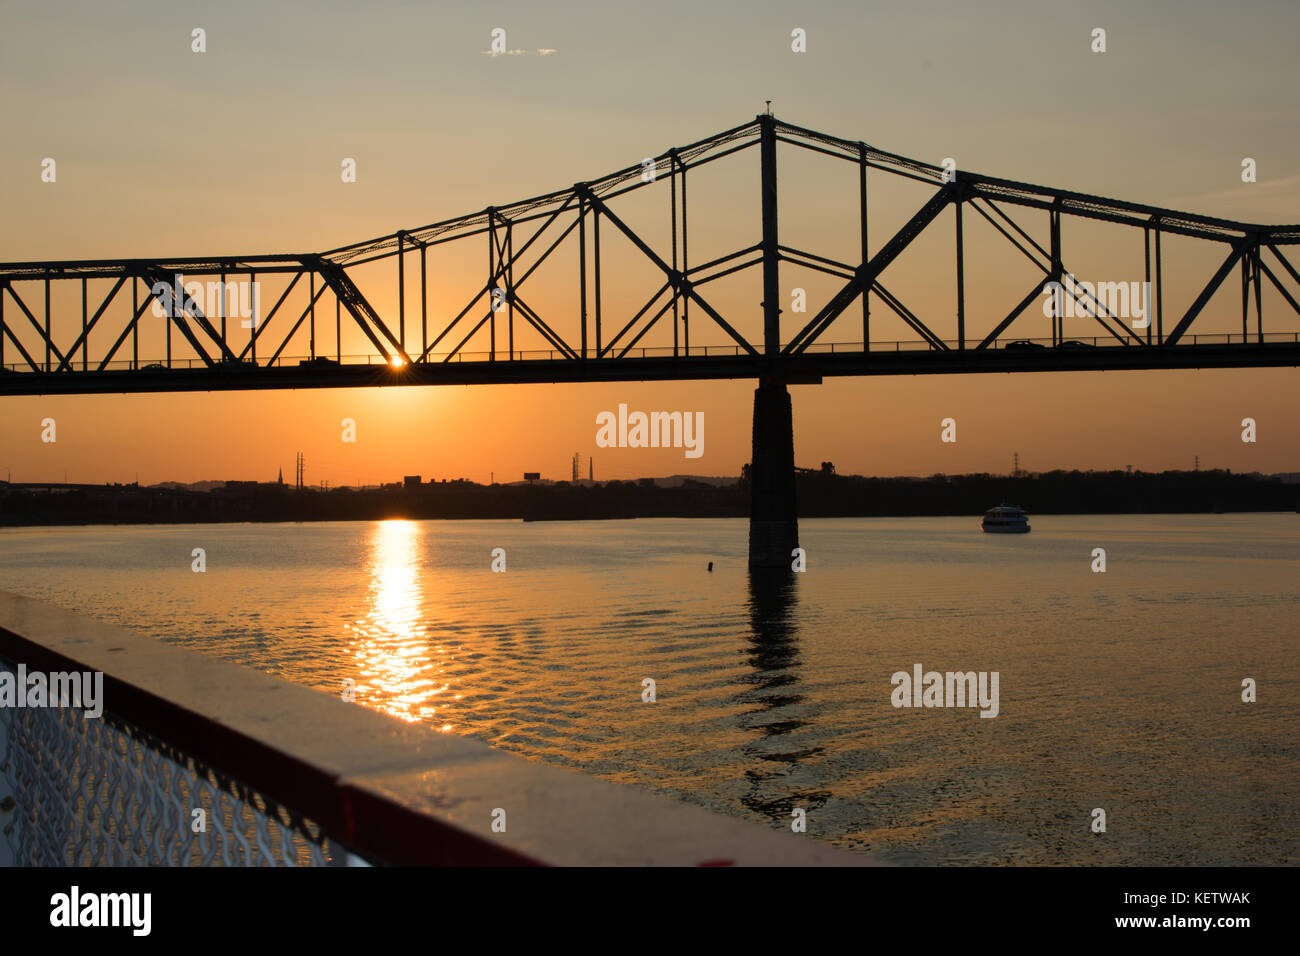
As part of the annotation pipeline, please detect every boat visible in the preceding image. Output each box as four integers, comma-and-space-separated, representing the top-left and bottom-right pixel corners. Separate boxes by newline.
982, 504, 1030, 533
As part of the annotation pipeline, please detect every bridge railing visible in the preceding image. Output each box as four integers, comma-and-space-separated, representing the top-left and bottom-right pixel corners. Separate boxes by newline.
0, 591, 861, 867
4, 332, 1298, 373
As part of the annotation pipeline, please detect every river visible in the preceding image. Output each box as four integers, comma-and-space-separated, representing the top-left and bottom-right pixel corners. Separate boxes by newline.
1, 513, 1295, 864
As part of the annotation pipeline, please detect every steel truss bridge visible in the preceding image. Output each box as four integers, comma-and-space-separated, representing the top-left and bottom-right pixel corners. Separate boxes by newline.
3, 115, 1297, 563
2, 114, 1298, 395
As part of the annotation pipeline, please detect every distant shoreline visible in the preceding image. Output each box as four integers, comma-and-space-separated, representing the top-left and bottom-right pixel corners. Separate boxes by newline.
1, 469, 1295, 529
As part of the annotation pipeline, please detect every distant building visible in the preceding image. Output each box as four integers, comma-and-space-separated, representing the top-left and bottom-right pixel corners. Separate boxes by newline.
403, 475, 422, 489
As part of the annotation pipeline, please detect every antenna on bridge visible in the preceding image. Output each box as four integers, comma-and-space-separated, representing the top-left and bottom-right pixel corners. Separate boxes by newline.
764, 100, 773, 117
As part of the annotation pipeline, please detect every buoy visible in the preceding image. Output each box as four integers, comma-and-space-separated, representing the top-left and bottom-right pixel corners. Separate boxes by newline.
707, 561, 713, 572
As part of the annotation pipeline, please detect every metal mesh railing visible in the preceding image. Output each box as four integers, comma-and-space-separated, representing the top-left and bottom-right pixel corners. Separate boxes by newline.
0, 659, 356, 867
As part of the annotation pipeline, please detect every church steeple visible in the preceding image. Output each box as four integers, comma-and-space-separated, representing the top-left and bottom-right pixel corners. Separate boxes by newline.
277, 466, 284, 485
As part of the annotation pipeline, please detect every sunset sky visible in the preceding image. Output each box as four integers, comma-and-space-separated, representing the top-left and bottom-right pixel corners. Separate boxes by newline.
1, 0, 1297, 487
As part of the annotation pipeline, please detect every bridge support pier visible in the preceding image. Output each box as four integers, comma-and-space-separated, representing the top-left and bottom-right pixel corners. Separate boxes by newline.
748, 380, 799, 568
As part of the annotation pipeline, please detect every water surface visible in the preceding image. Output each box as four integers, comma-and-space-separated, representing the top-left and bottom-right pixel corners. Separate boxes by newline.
1, 514, 1295, 864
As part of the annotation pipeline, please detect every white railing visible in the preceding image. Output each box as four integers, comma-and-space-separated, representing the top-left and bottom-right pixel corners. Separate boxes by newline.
0, 672, 340, 866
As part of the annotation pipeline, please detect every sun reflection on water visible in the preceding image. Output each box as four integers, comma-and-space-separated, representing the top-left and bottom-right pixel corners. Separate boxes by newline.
348, 520, 452, 727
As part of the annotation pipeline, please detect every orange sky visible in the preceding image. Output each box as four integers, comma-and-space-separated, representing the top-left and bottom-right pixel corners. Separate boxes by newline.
1, 0, 1297, 485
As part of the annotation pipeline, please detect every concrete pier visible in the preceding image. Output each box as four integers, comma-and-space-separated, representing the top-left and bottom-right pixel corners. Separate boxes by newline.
748, 380, 799, 568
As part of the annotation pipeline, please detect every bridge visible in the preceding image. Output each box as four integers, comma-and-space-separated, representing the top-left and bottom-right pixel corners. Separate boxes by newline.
3, 114, 1298, 564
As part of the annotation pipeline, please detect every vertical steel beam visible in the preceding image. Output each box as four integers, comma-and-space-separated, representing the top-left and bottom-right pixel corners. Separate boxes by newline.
1155, 221, 1164, 344
81, 277, 88, 370
398, 232, 405, 351
1049, 207, 1061, 346
859, 142, 869, 350
1253, 240, 1263, 343
1241, 252, 1250, 340
579, 189, 588, 360
682, 164, 689, 356
594, 205, 603, 356
310, 271, 316, 360
487, 210, 496, 361
336, 296, 341, 363
759, 114, 780, 356
670, 156, 679, 358
132, 276, 139, 368
44, 278, 51, 371
507, 220, 514, 360
955, 189, 965, 351
250, 271, 257, 364
1143, 227, 1152, 345
420, 242, 427, 360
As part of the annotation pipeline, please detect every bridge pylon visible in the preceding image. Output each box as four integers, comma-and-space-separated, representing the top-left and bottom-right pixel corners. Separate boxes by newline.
747, 379, 799, 568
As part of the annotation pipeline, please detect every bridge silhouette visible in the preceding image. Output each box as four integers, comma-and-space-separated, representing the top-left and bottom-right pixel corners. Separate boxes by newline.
3, 114, 1298, 564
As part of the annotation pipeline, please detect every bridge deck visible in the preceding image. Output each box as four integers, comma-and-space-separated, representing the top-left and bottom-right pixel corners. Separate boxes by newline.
2, 340, 1297, 395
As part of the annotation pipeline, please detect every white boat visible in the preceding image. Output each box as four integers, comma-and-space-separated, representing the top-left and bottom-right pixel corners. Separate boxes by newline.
982, 504, 1030, 533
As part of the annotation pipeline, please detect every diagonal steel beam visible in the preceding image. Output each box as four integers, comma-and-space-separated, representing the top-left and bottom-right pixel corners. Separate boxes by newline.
582, 188, 757, 357
967, 199, 1049, 271
268, 281, 331, 364
602, 281, 671, 358
1165, 247, 1244, 345
419, 192, 580, 362
5, 283, 68, 370
1267, 244, 1300, 288
316, 261, 411, 364
139, 268, 236, 367
512, 293, 579, 360
97, 286, 162, 370
977, 277, 1054, 349
616, 292, 679, 358
0, 285, 42, 371
56, 275, 127, 372
1259, 260, 1300, 317
785, 184, 957, 355
871, 282, 948, 350
1056, 269, 1145, 345
237, 272, 302, 362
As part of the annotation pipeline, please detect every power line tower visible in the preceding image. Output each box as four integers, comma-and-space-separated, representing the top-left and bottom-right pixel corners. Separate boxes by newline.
572, 452, 581, 483
1012, 451, 1019, 478
295, 452, 304, 490
1194, 455, 1199, 472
